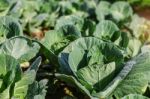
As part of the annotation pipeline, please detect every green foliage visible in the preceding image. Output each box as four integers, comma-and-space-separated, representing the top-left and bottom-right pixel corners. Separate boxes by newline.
0, 54, 46, 99
96, 1, 133, 22
0, 16, 22, 43
121, 94, 149, 99
0, 36, 40, 63
0, 0, 150, 99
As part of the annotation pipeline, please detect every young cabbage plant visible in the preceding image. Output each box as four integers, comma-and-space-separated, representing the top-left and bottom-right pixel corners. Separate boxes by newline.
57, 37, 150, 99
96, 1, 133, 23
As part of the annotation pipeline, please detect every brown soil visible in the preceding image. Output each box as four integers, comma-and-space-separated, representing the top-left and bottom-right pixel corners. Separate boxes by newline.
134, 6, 150, 20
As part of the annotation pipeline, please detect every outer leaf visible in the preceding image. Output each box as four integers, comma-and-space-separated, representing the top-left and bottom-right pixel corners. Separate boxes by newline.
0, 1, 9, 16
112, 52, 150, 98
13, 56, 42, 99
40, 30, 74, 55
40, 30, 65, 51
55, 15, 84, 32
25, 79, 48, 99
0, 16, 23, 43
92, 60, 136, 98
0, 36, 40, 62
27, 56, 42, 73
119, 32, 129, 48
58, 24, 81, 38
0, 1, 9, 11
7, 0, 24, 18
0, 54, 19, 76
30, 13, 48, 27
0, 54, 21, 99
92, 52, 150, 98
110, 1, 133, 22
0, 86, 10, 99
37, 41, 58, 66
93, 20, 119, 41
121, 94, 149, 99
13, 70, 36, 99
96, 1, 111, 21
0, 79, 2, 88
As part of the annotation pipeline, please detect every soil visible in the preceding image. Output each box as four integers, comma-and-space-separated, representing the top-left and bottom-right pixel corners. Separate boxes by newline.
134, 6, 150, 20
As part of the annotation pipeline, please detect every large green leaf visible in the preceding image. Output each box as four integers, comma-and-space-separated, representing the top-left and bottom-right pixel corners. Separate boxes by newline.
7, 0, 24, 18
40, 30, 64, 51
0, 16, 23, 43
13, 70, 36, 99
119, 32, 129, 48
93, 20, 119, 41
0, 54, 20, 76
0, 54, 21, 99
121, 94, 149, 99
110, 1, 133, 22
36, 40, 58, 66
81, 19, 96, 37
58, 24, 81, 38
0, 1, 9, 11
55, 15, 84, 33
40, 29, 78, 55
25, 79, 48, 99
54, 15, 83, 39
26, 56, 42, 73
112, 52, 150, 98
0, 63, 38, 99
13, 56, 42, 99
92, 60, 136, 98
0, 36, 40, 62
77, 62, 116, 92
0, 1, 9, 16
92, 52, 150, 98
0, 86, 10, 99
95, 1, 110, 21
